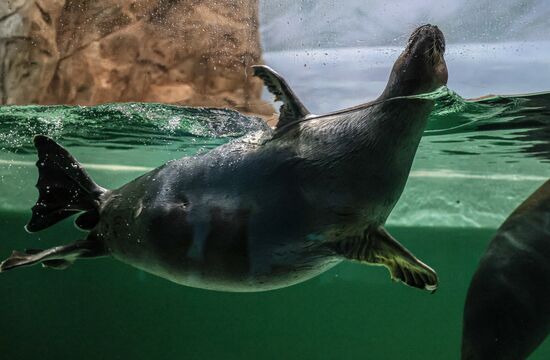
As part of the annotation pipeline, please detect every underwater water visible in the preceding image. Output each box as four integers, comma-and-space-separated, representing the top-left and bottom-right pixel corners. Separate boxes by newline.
1, 86, 550, 359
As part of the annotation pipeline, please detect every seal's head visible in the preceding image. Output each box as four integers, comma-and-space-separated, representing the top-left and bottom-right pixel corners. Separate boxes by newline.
381, 24, 448, 98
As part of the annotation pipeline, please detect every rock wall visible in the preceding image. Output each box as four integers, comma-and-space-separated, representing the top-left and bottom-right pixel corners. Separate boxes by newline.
0, 0, 273, 116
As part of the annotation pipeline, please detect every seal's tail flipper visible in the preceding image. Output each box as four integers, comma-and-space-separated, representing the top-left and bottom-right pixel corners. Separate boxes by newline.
25, 135, 107, 233
0, 239, 106, 272
332, 227, 439, 292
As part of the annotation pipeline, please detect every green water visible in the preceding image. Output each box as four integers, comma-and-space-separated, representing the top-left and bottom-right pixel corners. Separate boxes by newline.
1, 91, 550, 359
2, 215, 550, 359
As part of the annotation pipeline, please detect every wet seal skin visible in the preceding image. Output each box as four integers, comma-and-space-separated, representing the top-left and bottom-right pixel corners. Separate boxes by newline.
462, 179, 550, 360
1, 25, 447, 293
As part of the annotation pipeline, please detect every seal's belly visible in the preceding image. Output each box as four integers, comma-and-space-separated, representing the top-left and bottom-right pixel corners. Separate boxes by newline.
99, 195, 341, 291
125, 252, 341, 292
109, 231, 341, 292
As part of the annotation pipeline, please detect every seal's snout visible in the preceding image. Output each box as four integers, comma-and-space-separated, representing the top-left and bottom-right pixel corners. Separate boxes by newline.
381, 24, 448, 97
408, 24, 446, 59
404, 24, 448, 89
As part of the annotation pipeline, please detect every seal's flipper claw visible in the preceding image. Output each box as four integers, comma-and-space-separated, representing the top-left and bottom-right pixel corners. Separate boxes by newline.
0, 239, 106, 273
251, 65, 310, 128
334, 227, 438, 291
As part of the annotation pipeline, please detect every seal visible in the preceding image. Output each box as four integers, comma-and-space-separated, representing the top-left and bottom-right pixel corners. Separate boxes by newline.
0, 24, 447, 292
462, 179, 550, 359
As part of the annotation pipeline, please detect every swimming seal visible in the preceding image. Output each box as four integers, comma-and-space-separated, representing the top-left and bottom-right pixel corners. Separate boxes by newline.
1, 25, 447, 292
462, 179, 550, 359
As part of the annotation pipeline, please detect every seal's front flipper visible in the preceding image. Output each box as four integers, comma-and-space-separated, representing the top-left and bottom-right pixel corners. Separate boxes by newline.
334, 227, 438, 292
0, 239, 106, 272
252, 65, 310, 128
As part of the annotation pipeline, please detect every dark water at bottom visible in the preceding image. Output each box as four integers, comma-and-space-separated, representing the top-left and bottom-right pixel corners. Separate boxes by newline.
2, 212, 549, 359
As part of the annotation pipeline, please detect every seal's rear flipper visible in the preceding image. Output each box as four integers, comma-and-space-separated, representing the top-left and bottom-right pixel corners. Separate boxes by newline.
333, 227, 438, 292
0, 239, 106, 272
252, 65, 310, 128
26, 135, 106, 233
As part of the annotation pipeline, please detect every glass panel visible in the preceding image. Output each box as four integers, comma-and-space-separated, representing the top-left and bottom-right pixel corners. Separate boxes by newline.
1, 1, 550, 359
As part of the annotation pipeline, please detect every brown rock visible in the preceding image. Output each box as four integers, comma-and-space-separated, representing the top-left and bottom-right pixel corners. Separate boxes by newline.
0, 0, 64, 104
0, 0, 274, 118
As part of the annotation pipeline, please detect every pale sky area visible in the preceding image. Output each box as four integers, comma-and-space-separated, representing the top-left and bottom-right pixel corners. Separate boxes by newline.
260, 0, 550, 50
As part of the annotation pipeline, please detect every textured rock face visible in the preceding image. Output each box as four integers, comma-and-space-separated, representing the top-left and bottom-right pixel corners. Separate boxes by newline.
0, 0, 272, 116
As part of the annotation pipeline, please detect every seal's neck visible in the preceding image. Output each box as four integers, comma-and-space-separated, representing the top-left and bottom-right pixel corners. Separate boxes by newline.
357, 98, 434, 151
347, 98, 434, 193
